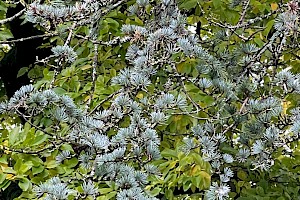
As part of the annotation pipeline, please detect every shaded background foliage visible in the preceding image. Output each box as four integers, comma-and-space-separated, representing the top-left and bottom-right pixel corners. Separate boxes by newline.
0, 0, 299, 200
0, 1, 51, 98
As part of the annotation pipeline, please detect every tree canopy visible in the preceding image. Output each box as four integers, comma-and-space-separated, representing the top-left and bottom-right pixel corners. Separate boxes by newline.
0, 0, 300, 199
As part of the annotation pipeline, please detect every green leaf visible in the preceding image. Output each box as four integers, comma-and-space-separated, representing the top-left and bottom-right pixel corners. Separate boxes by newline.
32, 134, 48, 146
161, 148, 178, 158
149, 187, 161, 196
18, 161, 33, 174
64, 157, 78, 168
110, 68, 117, 77
32, 165, 44, 175
0, 173, 5, 184
0, 29, 13, 40
254, 38, 264, 47
191, 153, 203, 166
220, 143, 238, 154
52, 87, 67, 95
213, 0, 221, 8
165, 189, 174, 199
199, 171, 211, 189
183, 181, 191, 192
81, 64, 92, 70
17, 67, 29, 78
237, 181, 244, 187
0, 180, 11, 190
179, 155, 193, 167
276, 198, 285, 200
0, 2, 7, 12
9, 126, 20, 146
41, 118, 53, 127
61, 144, 74, 152
18, 178, 31, 191
179, 0, 198, 10
2, 167, 16, 174
201, 95, 215, 106
191, 176, 201, 188
0, 155, 8, 164
106, 18, 119, 30
237, 170, 248, 181
46, 160, 58, 169
134, 16, 144, 25
263, 20, 274, 36
255, 186, 265, 196
106, 191, 117, 199
99, 187, 113, 194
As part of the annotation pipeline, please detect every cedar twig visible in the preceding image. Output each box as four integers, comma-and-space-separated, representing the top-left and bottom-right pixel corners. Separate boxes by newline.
239, 97, 249, 114
15, 109, 68, 143
0, 144, 55, 154
48, 23, 78, 88
87, 43, 99, 108
171, 64, 202, 113
64, 22, 77, 46
222, 97, 249, 135
103, 0, 127, 15
75, 34, 130, 45
89, 89, 123, 115
208, 7, 281, 30
0, 33, 57, 44
237, 0, 250, 26
0, 8, 25, 25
